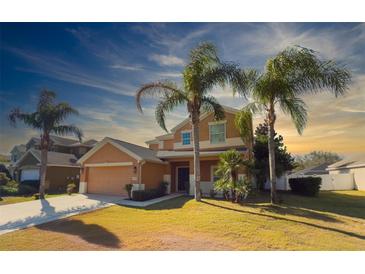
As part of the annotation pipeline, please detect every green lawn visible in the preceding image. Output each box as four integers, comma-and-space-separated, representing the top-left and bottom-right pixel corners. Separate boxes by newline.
0, 194, 66, 206
0, 190, 364, 250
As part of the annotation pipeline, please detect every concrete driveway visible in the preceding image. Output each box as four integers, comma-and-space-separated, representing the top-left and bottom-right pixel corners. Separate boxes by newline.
0, 194, 126, 235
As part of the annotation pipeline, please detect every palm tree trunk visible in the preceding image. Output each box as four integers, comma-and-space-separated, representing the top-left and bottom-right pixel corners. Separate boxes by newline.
191, 112, 201, 201
39, 134, 49, 199
268, 106, 277, 204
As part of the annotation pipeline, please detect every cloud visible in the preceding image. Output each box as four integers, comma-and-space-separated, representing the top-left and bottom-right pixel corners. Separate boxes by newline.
109, 64, 144, 71
5, 47, 136, 97
157, 72, 182, 78
149, 54, 185, 66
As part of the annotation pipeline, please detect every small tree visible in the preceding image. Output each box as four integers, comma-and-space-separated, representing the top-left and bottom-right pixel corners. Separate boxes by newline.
295, 151, 342, 170
214, 149, 250, 202
9, 90, 82, 199
253, 123, 295, 190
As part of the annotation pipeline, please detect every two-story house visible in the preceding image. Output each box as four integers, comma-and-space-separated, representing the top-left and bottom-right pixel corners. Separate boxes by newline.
10, 135, 98, 192
77, 106, 249, 196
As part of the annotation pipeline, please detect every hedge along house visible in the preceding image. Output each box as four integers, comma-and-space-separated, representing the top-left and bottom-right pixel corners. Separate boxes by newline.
78, 106, 250, 196
14, 149, 80, 192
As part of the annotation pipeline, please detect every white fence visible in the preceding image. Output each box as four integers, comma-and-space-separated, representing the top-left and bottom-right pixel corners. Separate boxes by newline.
265, 173, 355, 191
287, 173, 355, 191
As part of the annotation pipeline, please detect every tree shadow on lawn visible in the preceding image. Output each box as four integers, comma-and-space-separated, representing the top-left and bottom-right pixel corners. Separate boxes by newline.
244, 191, 365, 220
201, 200, 365, 241
37, 219, 122, 249
146, 196, 191, 210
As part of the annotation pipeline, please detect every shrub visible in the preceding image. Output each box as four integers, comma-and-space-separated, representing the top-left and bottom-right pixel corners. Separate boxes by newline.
18, 184, 38, 196
0, 164, 11, 180
125, 184, 133, 199
0, 180, 19, 196
0, 184, 18, 196
33, 193, 41, 200
209, 189, 217, 198
235, 178, 252, 201
132, 182, 168, 201
157, 182, 169, 195
289, 177, 322, 196
66, 183, 77, 195
184, 180, 190, 194
0, 172, 10, 185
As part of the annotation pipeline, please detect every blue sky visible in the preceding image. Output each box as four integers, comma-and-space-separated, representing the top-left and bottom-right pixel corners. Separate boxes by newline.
1, 23, 364, 155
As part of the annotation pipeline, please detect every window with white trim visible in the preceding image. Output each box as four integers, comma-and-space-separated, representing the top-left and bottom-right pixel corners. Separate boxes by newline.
181, 131, 191, 145
209, 123, 226, 144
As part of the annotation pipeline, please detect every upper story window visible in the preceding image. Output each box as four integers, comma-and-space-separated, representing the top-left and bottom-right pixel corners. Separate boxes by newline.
209, 122, 226, 144
181, 131, 191, 145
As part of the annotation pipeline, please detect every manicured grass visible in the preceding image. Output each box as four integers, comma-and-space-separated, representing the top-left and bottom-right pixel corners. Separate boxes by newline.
0, 194, 66, 206
0, 191, 364, 250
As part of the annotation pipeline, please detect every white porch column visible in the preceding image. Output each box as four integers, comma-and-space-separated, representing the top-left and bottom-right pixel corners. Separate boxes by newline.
79, 182, 87, 193
189, 174, 195, 195
163, 174, 171, 194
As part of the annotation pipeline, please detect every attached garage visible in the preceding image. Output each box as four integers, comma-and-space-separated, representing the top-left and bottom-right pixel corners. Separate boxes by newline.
87, 166, 133, 195
78, 137, 168, 196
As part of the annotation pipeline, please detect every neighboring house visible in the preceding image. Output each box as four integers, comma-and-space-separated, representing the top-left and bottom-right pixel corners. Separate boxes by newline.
327, 155, 365, 190
10, 135, 97, 190
15, 149, 80, 192
26, 135, 98, 158
290, 163, 330, 176
78, 106, 249, 196
10, 144, 26, 164
8, 144, 27, 178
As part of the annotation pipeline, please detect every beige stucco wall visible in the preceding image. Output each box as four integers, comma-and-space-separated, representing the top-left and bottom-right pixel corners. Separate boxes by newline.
45, 166, 80, 193
141, 162, 167, 190
159, 111, 243, 151
83, 143, 137, 164
80, 143, 138, 182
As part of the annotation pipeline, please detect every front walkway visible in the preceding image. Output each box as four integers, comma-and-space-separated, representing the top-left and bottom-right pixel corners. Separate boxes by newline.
0, 193, 184, 235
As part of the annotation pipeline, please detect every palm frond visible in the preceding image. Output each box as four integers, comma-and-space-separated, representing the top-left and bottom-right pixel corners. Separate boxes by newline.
37, 89, 56, 111
272, 46, 352, 97
52, 125, 83, 141
189, 42, 220, 70
155, 91, 187, 132
242, 102, 266, 115
234, 109, 253, 145
53, 103, 79, 123
201, 96, 225, 121
232, 69, 260, 98
279, 96, 308, 135
8, 108, 41, 129
135, 81, 183, 113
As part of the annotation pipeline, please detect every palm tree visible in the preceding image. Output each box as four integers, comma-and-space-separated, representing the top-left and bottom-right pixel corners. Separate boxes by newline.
236, 46, 351, 204
136, 42, 248, 201
214, 149, 247, 202
234, 109, 254, 183
9, 89, 83, 199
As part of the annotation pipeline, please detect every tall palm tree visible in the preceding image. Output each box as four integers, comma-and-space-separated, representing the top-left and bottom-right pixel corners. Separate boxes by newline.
236, 46, 351, 204
136, 42, 248, 201
234, 109, 254, 183
9, 89, 83, 199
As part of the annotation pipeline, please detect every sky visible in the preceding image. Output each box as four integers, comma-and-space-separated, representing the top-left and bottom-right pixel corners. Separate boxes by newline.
0, 23, 364, 156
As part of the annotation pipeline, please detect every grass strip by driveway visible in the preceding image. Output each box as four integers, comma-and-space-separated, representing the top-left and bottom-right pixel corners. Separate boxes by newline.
0, 191, 364, 251
0, 194, 66, 206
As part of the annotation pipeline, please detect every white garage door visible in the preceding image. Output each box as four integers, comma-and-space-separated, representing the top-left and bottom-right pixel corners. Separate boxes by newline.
21, 169, 40, 181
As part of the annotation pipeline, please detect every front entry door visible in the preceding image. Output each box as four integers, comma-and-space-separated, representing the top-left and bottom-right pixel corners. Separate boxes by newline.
177, 167, 189, 192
